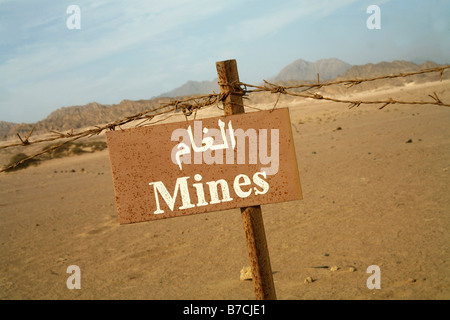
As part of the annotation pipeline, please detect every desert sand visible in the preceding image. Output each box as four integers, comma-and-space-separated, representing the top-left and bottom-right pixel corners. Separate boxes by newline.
0, 80, 449, 300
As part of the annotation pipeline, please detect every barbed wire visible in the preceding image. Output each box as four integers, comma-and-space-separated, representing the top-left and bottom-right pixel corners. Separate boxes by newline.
0, 93, 225, 172
247, 81, 450, 109
241, 65, 450, 92
1, 65, 449, 173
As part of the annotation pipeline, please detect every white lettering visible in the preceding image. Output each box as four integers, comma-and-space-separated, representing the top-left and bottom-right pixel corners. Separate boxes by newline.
206, 179, 233, 204
253, 171, 269, 195
149, 177, 195, 214
66, 5, 81, 30
184, 304, 217, 317
258, 129, 279, 175
192, 174, 208, 207
66, 265, 81, 289
171, 128, 191, 168
170, 121, 280, 175
233, 174, 252, 198
235, 128, 258, 165
366, 5, 381, 30
148, 171, 269, 214
366, 265, 381, 289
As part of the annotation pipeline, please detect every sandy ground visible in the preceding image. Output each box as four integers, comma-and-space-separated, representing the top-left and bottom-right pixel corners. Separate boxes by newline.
0, 80, 449, 300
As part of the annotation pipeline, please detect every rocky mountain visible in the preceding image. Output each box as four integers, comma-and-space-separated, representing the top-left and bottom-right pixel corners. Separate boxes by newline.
318, 60, 449, 95
0, 98, 170, 140
0, 121, 16, 139
340, 60, 441, 79
158, 79, 220, 98
273, 58, 352, 81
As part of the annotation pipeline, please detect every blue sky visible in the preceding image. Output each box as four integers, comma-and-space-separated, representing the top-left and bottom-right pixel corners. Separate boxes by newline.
0, 0, 449, 123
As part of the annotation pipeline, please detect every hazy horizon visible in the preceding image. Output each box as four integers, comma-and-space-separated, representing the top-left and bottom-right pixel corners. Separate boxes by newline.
1, 0, 449, 123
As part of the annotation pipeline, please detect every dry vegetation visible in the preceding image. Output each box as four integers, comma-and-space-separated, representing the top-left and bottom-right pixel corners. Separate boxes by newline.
3, 140, 107, 172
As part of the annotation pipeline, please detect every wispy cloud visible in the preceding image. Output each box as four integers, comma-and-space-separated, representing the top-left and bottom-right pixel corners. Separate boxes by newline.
0, 0, 235, 85
229, 0, 359, 41
0, 0, 239, 121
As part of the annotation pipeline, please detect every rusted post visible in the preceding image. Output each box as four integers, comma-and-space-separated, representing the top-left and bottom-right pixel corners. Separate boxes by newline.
216, 59, 277, 300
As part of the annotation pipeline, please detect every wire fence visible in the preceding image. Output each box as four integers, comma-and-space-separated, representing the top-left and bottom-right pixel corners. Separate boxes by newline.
1, 65, 449, 173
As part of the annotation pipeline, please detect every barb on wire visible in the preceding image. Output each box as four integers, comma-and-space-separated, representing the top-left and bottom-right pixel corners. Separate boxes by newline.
16, 127, 35, 146
428, 92, 443, 105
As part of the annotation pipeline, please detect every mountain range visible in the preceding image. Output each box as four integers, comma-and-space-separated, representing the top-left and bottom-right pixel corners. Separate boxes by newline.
1, 58, 448, 140
157, 79, 220, 98
273, 58, 352, 81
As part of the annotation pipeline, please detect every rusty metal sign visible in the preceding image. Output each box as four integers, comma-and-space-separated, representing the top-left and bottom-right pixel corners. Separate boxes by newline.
106, 108, 302, 224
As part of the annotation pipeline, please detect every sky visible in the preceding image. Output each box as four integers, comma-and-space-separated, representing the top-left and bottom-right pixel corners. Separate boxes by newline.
0, 0, 449, 123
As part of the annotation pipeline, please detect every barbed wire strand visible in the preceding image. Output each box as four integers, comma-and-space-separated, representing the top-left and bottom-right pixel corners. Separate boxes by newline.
241, 65, 450, 93
1, 65, 449, 173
